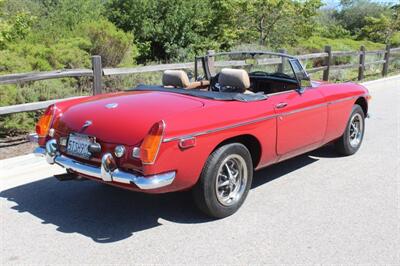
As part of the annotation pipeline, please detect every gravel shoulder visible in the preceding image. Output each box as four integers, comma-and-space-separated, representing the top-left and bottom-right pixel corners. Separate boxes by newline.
0, 137, 37, 160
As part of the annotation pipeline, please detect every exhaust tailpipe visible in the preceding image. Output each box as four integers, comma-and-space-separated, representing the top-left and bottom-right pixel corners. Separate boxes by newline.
54, 172, 87, 181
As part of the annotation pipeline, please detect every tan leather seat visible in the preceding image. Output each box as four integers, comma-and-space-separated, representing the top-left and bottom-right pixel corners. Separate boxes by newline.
218, 68, 253, 94
162, 70, 209, 89
162, 70, 190, 88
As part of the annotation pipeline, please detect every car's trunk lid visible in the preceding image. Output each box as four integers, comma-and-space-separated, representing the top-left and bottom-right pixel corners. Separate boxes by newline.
56, 91, 204, 145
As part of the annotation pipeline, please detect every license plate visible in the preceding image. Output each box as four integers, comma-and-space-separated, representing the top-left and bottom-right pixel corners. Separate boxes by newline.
67, 133, 93, 159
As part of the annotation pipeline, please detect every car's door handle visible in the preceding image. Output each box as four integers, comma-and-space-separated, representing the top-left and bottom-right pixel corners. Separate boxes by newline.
276, 102, 288, 109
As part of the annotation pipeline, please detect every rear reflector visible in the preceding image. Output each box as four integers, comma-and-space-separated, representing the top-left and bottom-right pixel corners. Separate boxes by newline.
179, 137, 196, 149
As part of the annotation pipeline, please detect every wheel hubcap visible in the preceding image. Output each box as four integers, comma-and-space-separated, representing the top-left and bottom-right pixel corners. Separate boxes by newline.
349, 113, 363, 148
215, 154, 248, 206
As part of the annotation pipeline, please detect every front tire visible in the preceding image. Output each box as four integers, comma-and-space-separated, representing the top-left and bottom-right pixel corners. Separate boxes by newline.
334, 104, 365, 155
192, 143, 253, 218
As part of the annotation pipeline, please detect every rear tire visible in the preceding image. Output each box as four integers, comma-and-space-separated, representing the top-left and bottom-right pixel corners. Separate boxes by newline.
334, 104, 365, 156
192, 143, 253, 218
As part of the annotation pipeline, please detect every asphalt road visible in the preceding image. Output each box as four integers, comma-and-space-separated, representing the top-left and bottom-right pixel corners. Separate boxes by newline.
1, 76, 399, 264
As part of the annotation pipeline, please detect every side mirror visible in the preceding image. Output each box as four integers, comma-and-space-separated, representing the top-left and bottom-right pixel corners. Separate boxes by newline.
296, 86, 305, 94
288, 58, 311, 90
296, 77, 311, 94
299, 77, 311, 88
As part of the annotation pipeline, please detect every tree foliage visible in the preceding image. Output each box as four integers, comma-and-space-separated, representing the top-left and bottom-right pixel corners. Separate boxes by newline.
2, 0, 396, 67
0, 0, 36, 48
361, 5, 400, 45
334, 0, 391, 36
249, 0, 322, 47
107, 0, 323, 62
107, 0, 219, 62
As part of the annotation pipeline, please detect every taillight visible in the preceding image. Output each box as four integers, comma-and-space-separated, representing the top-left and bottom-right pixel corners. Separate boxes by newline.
140, 121, 165, 164
36, 105, 55, 137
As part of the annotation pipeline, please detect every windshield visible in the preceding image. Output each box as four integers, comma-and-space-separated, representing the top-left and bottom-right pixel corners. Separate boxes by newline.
205, 52, 298, 81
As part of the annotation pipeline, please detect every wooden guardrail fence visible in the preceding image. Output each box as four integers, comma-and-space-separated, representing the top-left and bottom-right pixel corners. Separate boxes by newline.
0, 45, 399, 115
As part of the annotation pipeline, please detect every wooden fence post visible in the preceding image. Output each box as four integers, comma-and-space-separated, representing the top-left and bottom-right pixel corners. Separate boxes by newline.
382, 44, 391, 77
358, 45, 365, 81
322, 45, 331, 81
207, 50, 215, 76
278, 49, 286, 73
92, 55, 102, 95
194, 57, 198, 80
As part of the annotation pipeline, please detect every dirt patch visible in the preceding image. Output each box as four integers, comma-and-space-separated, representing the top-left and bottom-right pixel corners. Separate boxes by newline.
0, 136, 38, 160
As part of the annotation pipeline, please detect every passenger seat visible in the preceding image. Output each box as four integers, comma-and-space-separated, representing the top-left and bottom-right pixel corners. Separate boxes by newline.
162, 70, 209, 89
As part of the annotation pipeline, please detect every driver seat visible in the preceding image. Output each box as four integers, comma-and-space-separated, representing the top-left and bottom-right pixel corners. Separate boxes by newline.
218, 68, 253, 94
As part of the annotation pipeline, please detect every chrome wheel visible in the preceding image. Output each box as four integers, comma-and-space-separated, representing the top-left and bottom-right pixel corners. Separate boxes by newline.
349, 113, 363, 148
215, 154, 248, 206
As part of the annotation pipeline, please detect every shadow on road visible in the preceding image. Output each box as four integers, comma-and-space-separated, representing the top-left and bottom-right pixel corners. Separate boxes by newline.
0, 145, 336, 243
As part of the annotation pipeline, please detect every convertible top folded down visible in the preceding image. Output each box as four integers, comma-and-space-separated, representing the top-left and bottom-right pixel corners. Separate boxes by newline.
131, 85, 268, 102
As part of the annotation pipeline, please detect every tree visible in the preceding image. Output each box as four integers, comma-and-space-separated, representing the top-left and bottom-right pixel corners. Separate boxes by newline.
335, 0, 390, 37
361, 4, 400, 45
107, 0, 217, 63
249, 0, 322, 47
207, 0, 254, 50
314, 7, 351, 39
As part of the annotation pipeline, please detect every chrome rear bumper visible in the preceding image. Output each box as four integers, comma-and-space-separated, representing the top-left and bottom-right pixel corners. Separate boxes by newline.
34, 145, 175, 190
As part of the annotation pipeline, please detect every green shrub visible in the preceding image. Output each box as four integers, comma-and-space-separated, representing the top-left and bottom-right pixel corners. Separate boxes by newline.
0, 50, 32, 73
390, 32, 400, 46
0, 112, 39, 136
52, 37, 91, 68
8, 42, 56, 71
79, 20, 135, 67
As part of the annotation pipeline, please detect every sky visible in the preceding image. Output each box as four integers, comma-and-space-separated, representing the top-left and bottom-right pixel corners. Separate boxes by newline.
323, 0, 399, 8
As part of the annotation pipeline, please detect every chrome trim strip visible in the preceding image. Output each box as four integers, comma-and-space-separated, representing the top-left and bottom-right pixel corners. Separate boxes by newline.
163, 114, 277, 142
329, 95, 358, 105
54, 155, 175, 190
163, 95, 360, 143
281, 102, 328, 116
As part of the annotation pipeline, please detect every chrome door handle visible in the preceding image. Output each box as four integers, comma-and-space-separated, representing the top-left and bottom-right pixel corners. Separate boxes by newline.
276, 102, 288, 109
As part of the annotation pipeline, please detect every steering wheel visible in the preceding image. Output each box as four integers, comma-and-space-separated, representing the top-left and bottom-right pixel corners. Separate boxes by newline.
270, 72, 293, 79
249, 71, 269, 76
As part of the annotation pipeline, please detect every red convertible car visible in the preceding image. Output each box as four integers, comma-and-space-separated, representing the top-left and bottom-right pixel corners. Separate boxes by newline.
33, 51, 370, 218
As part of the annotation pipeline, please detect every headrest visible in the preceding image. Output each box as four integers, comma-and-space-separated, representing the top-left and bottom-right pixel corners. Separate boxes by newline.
218, 68, 250, 92
162, 70, 190, 88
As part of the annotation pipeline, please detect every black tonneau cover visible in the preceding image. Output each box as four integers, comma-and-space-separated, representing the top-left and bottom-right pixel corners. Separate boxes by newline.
130, 85, 268, 102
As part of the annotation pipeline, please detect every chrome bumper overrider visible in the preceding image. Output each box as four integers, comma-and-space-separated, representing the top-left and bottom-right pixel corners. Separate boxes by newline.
34, 142, 175, 190
27, 133, 39, 143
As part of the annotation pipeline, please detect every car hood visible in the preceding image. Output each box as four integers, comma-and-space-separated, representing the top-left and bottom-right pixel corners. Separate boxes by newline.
56, 91, 204, 145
